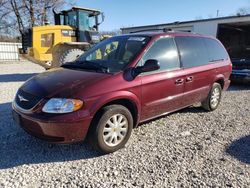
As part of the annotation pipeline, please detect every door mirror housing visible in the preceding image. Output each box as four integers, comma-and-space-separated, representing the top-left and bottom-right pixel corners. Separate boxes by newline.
136, 59, 160, 74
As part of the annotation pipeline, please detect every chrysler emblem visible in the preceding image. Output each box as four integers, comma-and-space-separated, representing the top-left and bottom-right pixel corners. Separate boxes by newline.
18, 95, 29, 102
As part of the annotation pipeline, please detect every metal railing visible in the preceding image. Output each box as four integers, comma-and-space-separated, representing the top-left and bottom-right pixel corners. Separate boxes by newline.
0, 42, 22, 61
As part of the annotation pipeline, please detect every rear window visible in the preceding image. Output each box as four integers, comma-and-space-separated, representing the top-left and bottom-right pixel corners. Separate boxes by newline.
203, 38, 229, 62
175, 36, 209, 68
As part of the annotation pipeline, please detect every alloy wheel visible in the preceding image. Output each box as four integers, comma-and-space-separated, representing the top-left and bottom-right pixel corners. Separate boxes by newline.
102, 114, 128, 147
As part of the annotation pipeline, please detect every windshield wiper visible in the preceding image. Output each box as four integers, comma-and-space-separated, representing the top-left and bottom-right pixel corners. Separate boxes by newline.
78, 61, 109, 72
62, 61, 109, 73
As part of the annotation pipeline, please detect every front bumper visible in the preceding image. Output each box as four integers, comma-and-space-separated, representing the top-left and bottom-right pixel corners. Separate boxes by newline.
12, 109, 92, 144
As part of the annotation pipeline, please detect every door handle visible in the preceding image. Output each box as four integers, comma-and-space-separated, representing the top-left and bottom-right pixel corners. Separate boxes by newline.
186, 76, 193, 82
175, 78, 184, 85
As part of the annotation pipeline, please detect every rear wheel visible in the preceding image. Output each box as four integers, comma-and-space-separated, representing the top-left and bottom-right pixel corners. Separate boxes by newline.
202, 83, 222, 111
92, 105, 133, 154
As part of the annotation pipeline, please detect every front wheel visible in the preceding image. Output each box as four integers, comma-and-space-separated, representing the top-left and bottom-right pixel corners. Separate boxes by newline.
202, 83, 222, 111
92, 105, 133, 154
59, 48, 84, 65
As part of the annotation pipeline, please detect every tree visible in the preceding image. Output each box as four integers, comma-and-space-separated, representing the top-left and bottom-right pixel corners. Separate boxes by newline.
0, 0, 74, 37
100, 30, 122, 36
236, 7, 249, 16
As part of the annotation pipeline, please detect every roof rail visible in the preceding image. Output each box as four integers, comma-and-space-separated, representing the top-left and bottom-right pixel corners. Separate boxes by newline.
130, 28, 173, 34
129, 28, 196, 34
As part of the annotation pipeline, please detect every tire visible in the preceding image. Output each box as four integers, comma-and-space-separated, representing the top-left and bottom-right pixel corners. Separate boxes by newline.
202, 83, 222, 111
59, 49, 84, 65
91, 105, 133, 154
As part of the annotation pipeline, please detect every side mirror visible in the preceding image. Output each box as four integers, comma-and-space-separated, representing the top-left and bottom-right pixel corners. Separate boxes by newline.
136, 59, 160, 74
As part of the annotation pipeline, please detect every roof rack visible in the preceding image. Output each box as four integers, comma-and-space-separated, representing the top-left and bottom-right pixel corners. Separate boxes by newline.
130, 28, 196, 34
130, 28, 173, 34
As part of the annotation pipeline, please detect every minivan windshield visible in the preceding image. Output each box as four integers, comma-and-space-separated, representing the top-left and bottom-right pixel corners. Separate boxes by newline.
62, 35, 151, 73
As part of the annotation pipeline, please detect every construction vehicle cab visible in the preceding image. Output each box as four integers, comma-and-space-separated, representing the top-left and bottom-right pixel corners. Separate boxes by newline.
54, 7, 104, 43
22, 6, 105, 68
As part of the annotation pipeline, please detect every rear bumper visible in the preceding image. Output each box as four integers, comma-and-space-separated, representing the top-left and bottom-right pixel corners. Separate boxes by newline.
231, 70, 250, 82
224, 79, 231, 91
12, 109, 92, 144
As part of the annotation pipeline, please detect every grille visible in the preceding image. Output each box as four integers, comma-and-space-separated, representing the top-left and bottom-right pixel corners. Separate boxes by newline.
15, 89, 42, 110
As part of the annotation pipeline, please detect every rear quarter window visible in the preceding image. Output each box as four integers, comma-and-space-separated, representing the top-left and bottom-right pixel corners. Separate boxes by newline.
175, 36, 209, 68
203, 38, 229, 62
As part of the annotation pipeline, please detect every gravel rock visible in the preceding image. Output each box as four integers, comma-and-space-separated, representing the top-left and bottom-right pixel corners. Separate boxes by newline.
0, 61, 250, 187
180, 131, 192, 137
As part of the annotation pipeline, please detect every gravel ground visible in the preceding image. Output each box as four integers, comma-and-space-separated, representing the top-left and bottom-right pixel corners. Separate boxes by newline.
0, 61, 250, 187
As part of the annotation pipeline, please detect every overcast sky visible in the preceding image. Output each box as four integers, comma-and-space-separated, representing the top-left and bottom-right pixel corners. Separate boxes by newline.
76, 0, 250, 31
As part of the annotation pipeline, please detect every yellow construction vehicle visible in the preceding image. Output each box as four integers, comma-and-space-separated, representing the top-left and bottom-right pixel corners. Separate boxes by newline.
21, 6, 106, 68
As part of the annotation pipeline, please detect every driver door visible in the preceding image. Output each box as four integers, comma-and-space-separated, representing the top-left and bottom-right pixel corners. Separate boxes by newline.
140, 37, 186, 121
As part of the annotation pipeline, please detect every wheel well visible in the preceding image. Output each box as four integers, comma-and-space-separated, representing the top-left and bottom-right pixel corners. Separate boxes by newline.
93, 99, 138, 128
215, 79, 224, 89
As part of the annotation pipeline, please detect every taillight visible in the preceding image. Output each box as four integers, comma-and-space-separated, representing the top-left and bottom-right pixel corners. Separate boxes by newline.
229, 61, 233, 72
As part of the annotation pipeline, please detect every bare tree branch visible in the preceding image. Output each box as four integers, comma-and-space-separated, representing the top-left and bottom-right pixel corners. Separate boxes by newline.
0, 0, 74, 36
10, 0, 25, 35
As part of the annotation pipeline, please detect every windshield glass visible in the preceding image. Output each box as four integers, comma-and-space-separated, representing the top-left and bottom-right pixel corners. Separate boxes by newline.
79, 12, 96, 30
88, 16, 96, 29
67, 11, 77, 27
69, 36, 151, 73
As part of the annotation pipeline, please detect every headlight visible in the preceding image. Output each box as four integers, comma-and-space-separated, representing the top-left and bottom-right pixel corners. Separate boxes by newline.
42, 98, 83, 114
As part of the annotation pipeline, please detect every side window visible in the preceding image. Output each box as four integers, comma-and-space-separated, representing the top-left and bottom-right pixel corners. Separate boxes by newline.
175, 36, 209, 68
41, 33, 54, 48
203, 38, 229, 62
142, 37, 180, 72
67, 11, 77, 27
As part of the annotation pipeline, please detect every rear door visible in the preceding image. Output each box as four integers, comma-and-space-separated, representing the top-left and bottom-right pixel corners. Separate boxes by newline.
139, 37, 186, 121
175, 36, 214, 106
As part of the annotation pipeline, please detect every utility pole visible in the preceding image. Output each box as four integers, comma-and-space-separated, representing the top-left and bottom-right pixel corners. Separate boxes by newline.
217, 10, 220, 17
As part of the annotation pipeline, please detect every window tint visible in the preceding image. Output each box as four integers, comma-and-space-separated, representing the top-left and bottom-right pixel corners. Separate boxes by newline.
175, 36, 209, 68
142, 37, 180, 72
77, 36, 151, 73
203, 38, 229, 62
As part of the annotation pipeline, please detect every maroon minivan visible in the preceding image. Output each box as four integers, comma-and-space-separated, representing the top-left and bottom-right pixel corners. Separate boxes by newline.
12, 32, 232, 153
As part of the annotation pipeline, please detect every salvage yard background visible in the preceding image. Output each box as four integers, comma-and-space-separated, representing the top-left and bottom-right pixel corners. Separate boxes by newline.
0, 60, 249, 187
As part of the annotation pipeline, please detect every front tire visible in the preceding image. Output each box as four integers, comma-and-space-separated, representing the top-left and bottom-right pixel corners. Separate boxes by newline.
202, 83, 222, 111
92, 105, 133, 154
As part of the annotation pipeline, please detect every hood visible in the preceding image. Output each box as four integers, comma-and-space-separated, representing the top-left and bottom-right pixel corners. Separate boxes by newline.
20, 68, 111, 98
